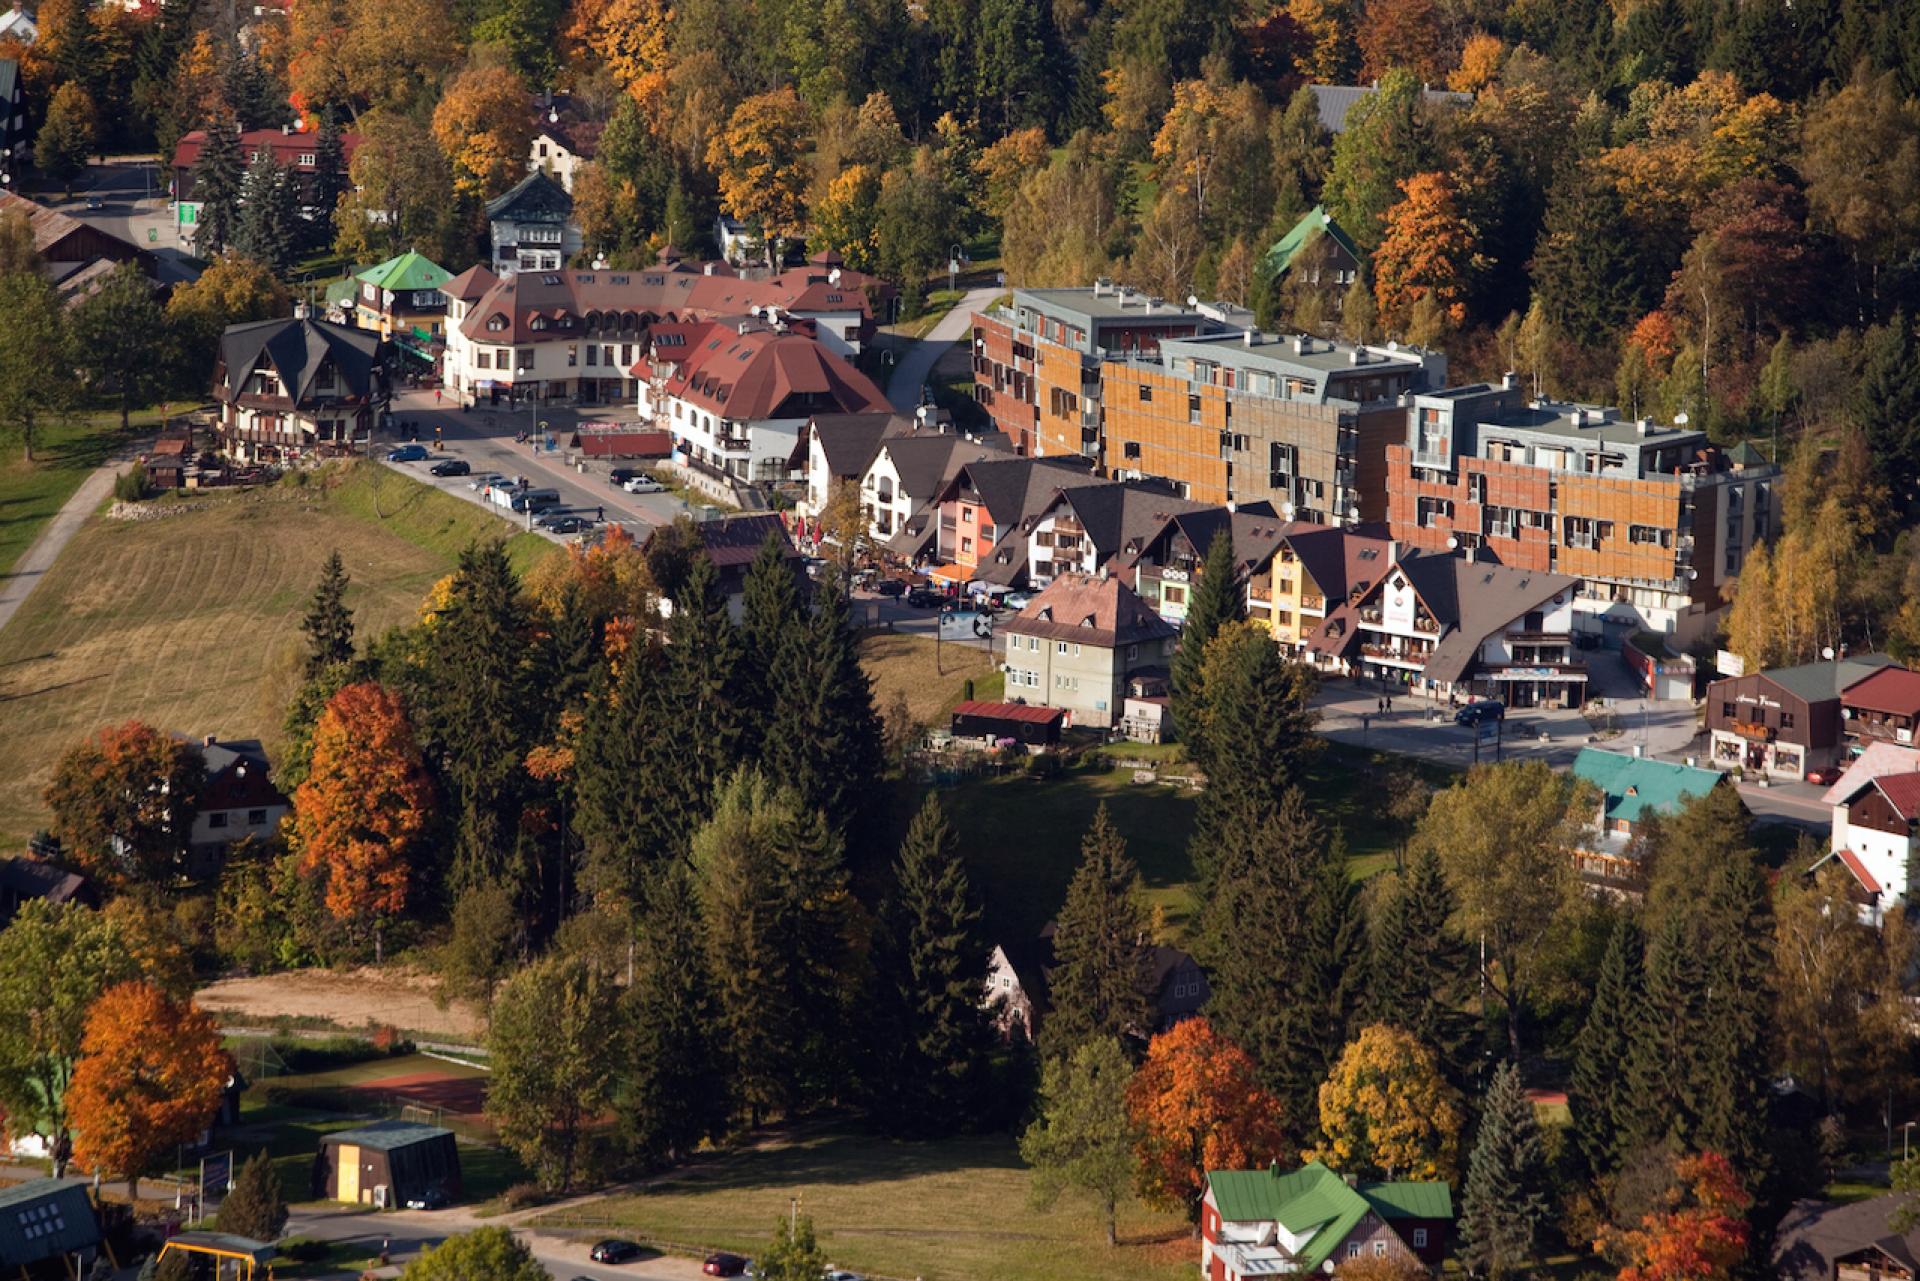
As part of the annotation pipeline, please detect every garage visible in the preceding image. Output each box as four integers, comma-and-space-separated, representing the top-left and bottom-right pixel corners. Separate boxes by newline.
313, 1121, 462, 1209
0, 1178, 107, 1277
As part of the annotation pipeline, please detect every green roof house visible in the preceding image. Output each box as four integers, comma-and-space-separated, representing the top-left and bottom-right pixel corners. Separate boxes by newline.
1259, 206, 1362, 288
1570, 746, 1729, 890
1202, 1160, 1452, 1280
351, 250, 453, 343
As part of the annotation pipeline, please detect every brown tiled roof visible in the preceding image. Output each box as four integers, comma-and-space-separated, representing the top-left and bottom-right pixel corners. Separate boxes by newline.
662, 326, 888, 421
171, 127, 360, 173
1842, 666, 1920, 717
691, 513, 796, 568
951, 700, 1064, 725
1004, 573, 1178, 648
445, 264, 499, 303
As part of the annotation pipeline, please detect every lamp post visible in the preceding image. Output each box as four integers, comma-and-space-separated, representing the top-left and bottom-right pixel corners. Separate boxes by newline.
948, 243, 962, 297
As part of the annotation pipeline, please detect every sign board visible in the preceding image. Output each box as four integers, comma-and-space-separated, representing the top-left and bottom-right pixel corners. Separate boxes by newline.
199, 1150, 233, 1199
1716, 649, 1746, 678
938, 609, 994, 641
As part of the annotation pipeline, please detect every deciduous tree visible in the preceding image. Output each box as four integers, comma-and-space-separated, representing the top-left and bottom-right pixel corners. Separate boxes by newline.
70, 262, 170, 433
398, 1227, 547, 1281
436, 880, 518, 1020
1373, 171, 1477, 334
706, 87, 812, 266
432, 66, 538, 201
0, 269, 75, 462
1311, 1023, 1462, 1182
1326, 69, 1438, 254
1128, 1018, 1288, 1220
45, 721, 204, 884
756, 1213, 827, 1281
166, 253, 289, 387
36, 82, 96, 195
1598, 1151, 1751, 1281
487, 953, 620, 1190
67, 981, 229, 1178
1021, 1037, 1138, 1246
1355, 0, 1447, 81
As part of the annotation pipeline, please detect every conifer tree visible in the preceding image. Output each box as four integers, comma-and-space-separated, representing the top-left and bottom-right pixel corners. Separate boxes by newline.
1046, 804, 1152, 1056
764, 579, 882, 847
1458, 1061, 1551, 1279
870, 795, 993, 1134
1168, 529, 1242, 766
666, 554, 748, 814
1622, 908, 1706, 1154
310, 114, 349, 249
1570, 915, 1644, 1177
301, 551, 354, 676
1692, 854, 1773, 1177
619, 864, 726, 1163
193, 115, 245, 253
1276, 829, 1366, 1128
1367, 848, 1477, 1087
235, 153, 299, 274
217, 1150, 287, 1241
738, 531, 802, 721
575, 644, 680, 908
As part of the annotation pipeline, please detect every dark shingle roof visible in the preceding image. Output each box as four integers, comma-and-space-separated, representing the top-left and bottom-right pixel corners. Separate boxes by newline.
1372, 553, 1577, 685
692, 514, 795, 569
484, 169, 574, 223
321, 1120, 454, 1152
1004, 573, 1178, 648
0, 1180, 101, 1267
215, 317, 381, 407
1774, 1196, 1920, 1281
1761, 654, 1900, 705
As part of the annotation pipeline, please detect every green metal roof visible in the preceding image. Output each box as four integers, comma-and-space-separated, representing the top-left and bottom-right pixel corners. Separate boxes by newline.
1571, 748, 1723, 824
1359, 1179, 1455, 1220
1726, 441, 1769, 466
356, 250, 452, 294
1260, 206, 1360, 282
0, 1179, 101, 1267
1209, 1162, 1451, 1272
322, 1119, 454, 1152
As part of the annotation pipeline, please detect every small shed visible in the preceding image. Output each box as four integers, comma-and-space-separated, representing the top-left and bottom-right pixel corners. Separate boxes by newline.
950, 700, 1064, 747
1624, 631, 1696, 701
145, 433, 192, 490
159, 1232, 275, 1280
0, 1178, 105, 1275
571, 428, 672, 459
313, 1120, 461, 1208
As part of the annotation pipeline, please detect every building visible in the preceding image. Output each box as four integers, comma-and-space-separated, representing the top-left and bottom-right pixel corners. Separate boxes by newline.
645, 320, 889, 486
1258, 206, 1362, 320
1704, 654, 1900, 781
1306, 82, 1472, 133
649, 513, 802, 606
949, 700, 1064, 747
984, 927, 1208, 1043
1117, 505, 1290, 626
0, 192, 158, 302
1569, 747, 1728, 889
865, 433, 1022, 556
1774, 1194, 1920, 1281
715, 214, 760, 264
1817, 763, 1920, 926
0, 1179, 106, 1277
211, 316, 385, 462
1623, 630, 1697, 700
1202, 1161, 1452, 1281
1000, 573, 1178, 728
171, 126, 359, 247
313, 1121, 461, 1208
0, 856, 92, 929
1842, 665, 1920, 750
485, 169, 580, 276
0, 12, 35, 44
1000, 484, 1214, 594
795, 411, 918, 517
528, 96, 602, 193
350, 250, 451, 343
1386, 382, 1781, 645
1255, 523, 1393, 658
916, 456, 1109, 585
1311, 549, 1586, 706
971, 285, 1235, 456
189, 737, 290, 855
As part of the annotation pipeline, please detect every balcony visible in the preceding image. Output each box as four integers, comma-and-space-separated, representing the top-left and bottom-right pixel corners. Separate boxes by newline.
1300, 595, 1326, 614
1360, 606, 1383, 624
1360, 643, 1431, 667
1412, 615, 1440, 633
1247, 583, 1272, 603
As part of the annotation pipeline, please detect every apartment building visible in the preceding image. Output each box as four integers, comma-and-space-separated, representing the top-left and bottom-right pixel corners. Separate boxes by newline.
970, 285, 1236, 456
999, 573, 1178, 728
1386, 381, 1780, 644
1102, 331, 1442, 521
924, 457, 1111, 582
1113, 506, 1291, 625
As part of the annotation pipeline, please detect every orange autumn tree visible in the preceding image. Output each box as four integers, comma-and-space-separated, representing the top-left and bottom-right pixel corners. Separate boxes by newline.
1600, 1151, 1751, 1281
291, 682, 434, 960
67, 981, 230, 1178
1373, 172, 1478, 336
1126, 1017, 1288, 1222
432, 65, 538, 201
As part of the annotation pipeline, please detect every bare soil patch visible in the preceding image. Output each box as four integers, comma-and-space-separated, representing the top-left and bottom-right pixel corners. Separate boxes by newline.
196, 966, 482, 1040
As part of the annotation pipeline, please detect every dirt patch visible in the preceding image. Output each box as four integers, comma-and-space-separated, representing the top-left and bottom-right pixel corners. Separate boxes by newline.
196, 966, 481, 1040
354, 1070, 489, 1117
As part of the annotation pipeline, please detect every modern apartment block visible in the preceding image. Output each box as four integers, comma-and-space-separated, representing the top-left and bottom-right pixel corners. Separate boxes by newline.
970, 285, 1236, 457
1101, 331, 1443, 522
1385, 381, 1780, 644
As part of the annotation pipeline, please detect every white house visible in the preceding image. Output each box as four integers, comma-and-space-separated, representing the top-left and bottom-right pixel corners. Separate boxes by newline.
1817, 743, 1920, 924
0, 9, 37, 43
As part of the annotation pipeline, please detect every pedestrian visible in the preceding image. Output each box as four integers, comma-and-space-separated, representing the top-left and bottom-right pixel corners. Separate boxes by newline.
1377, 695, 1385, 714
596, 504, 604, 522
434, 387, 442, 404
1386, 693, 1394, 713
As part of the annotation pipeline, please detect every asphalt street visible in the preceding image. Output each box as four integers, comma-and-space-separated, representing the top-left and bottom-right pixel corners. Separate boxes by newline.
283, 1204, 708, 1280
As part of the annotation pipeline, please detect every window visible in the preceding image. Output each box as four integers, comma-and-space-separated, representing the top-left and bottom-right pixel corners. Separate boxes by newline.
208, 812, 229, 829
961, 537, 973, 552
1137, 385, 1152, 403
1722, 701, 1734, 719
298, 152, 316, 166
1348, 1245, 1362, 1261
962, 508, 973, 523
476, 350, 491, 370
1780, 711, 1795, 729
1057, 641, 1069, 654
1374, 1242, 1388, 1258
586, 345, 598, 366
567, 346, 578, 367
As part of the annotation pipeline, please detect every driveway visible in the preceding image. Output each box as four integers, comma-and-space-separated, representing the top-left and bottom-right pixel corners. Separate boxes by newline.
283, 1203, 708, 1281
885, 286, 999, 410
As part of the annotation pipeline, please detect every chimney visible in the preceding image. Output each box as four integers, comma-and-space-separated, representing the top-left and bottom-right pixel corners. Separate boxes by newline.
203, 734, 217, 747
293, 300, 309, 320
1350, 348, 1365, 366
1243, 328, 1255, 347
1636, 418, 1653, 436
280, 123, 291, 135
1293, 335, 1308, 355
1386, 539, 1398, 563
704, 263, 716, 276
738, 320, 751, 335
1501, 370, 1517, 391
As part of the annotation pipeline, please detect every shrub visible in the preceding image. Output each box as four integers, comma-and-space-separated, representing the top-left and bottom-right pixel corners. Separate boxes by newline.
277, 1238, 329, 1262
113, 469, 151, 502
499, 1182, 546, 1211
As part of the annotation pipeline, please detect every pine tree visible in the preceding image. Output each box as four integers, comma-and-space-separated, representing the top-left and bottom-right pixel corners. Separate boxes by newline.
310, 113, 349, 250
236, 153, 296, 273
738, 532, 802, 722
1168, 529, 1242, 767
764, 579, 883, 849
575, 644, 680, 908
1569, 915, 1643, 1178
217, 1150, 287, 1241
871, 795, 994, 1135
1367, 848, 1477, 1088
1532, 174, 1657, 348
301, 551, 355, 676
1276, 829, 1366, 1131
193, 115, 245, 253
1046, 804, 1152, 1056
666, 555, 748, 812
1622, 909, 1706, 1155
619, 864, 726, 1163
1692, 855, 1773, 1178
1458, 1061, 1551, 1279
1852, 313, 1920, 519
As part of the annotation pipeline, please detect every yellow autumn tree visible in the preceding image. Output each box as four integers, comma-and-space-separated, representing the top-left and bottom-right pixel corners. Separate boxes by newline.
433, 65, 537, 201
706, 87, 812, 266
809, 164, 883, 271
1311, 1023, 1463, 1182
1447, 33, 1504, 93
975, 126, 1050, 221
573, 0, 673, 121
1596, 72, 1795, 232
1287, 0, 1357, 82
1373, 172, 1478, 334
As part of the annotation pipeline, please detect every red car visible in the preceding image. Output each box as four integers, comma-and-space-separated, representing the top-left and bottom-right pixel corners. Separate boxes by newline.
703, 1253, 748, 1277
1806, 766, 1842, 786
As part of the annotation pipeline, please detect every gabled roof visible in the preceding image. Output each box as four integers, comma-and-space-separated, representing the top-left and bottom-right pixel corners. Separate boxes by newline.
1812, 847, 1884, 896
484, 169, 574, 223
952, 700, 1063, 725
1004, 573, 1177, 649
1306, 83, 1471, 133
356, 250, 452, 294
662, 326, 888, 422
941, 457, 1108, 530
1774, 1195, 1920, 1281
1261, 205, 1361, 281
1754, 654, 1901, 705
877, 434, 1011, 503
445, 264, 499, 303
214, 317, 381, 406
1363, 553, 1577, 685
1571, 748, 1723, 824
1042, 485, 1213, 566
1866, 772, 1920, 822
1207, 1162, 1452, 1273
1822, 742, 1920, 806
1843, 665, 1920, 718
171, 127, 360, 173
194, 738, 286, 813
689, 513, 796, 570
805, 412, 916, 478
0, 1179, 101, 1268
1726, 441, 1770, 467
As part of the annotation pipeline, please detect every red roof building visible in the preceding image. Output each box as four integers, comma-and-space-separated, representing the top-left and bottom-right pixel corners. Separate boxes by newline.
1843, 665, 1920, 748
171, 127, 360, 212
950, 700, 1065, 746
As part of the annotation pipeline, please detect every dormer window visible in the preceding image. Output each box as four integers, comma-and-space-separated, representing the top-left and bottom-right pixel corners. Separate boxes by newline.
486, 314, 507, 332
532, 317, 549, 331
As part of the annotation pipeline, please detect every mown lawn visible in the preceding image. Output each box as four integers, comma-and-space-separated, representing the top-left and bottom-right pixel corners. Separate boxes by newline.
531, 1124, 1194, 1281
0, 462, 554, 841
0, 406, 174, 576
859, 631, 999, 725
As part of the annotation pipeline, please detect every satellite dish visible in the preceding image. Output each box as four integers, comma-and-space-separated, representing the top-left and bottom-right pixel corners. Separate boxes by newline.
1446, 536, 1459, 550
1823, 645, 1836, 660
1674, 411, 1690, 425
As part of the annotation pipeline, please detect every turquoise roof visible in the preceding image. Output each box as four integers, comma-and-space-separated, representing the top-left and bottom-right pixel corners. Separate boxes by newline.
356, 250, 451, 294
1571, 747, 1722, 824
1208, 1162, 1451, 1272
1260, 206, 1360, 282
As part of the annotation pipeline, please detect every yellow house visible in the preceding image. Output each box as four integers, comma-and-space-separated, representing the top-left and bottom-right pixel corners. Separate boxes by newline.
351, 250, 452, 343
1257, 524, 1393, 658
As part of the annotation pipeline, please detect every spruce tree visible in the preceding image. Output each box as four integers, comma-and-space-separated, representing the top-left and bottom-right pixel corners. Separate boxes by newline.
1275, 829, 1366, 1129
1167, 528, 1242, 767
738, 531, 802, 721
1692, 854, 1773, 1177
310, 113, 349, 250
301, 550, 354, 676
1458, 1061, 1551, 1279
574, 642, 688, 903
1045, 804, 1152, 1056
764, 579, 883, 849
1622, 908, 1707, 1155
666, 554, 748, 813
1367, 848, 1478, 1088
193, 115, 245, 254
871, 795, 994, 1135
1569, 915, 1644, 1178
620, 864, 726, 1163
236, 153, 297, 274
216, 1150, 287, 1242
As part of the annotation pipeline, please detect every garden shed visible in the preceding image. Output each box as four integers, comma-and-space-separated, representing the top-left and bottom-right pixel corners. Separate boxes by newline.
313, 1121, 461, 1208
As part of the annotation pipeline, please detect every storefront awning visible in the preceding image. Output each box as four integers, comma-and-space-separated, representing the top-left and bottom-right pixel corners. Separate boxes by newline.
923, 563, 971, 586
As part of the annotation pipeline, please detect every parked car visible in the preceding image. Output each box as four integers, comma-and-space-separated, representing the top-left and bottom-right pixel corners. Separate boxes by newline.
822, 1271, 865, 1281
469, 471, 503, 491
873, 578, 906, 598
429, 458, 470, 477
403, 1186, 449, 1210
591, 1240, 643, 1263
384, 444, 430, 462
1806, 765, 1842, 786
608, 468, 641, 486
702, 1252, 748, 1276
623, 474, 666, 494
1002, 591, 1034, 611
510, 487, 562, 513
537, 513, 592, 534
1453, 700, 1507, 727
906, 585, 943, 608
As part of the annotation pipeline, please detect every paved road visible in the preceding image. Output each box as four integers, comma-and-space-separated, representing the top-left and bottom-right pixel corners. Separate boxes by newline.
884, 286, 999, 410
37, 158, 201, 284
0, 440, 143, 636
286, 1203, 707, 1281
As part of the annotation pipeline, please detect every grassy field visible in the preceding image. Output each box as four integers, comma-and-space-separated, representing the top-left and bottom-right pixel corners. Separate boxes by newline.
859, 632, 1001, 724
0, 463, 553, 842
533, 1124, 1193, 1281
0, 407, 178, 576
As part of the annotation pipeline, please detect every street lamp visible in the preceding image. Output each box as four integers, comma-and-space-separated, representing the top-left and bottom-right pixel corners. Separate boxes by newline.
948, 244, 962, 297
1904, 1120, 1915, 1161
